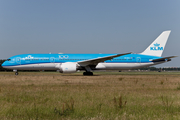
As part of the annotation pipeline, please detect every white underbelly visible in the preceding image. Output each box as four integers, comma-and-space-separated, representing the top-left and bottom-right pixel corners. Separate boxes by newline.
4, 63, 57, 70
95, 62, 155, 70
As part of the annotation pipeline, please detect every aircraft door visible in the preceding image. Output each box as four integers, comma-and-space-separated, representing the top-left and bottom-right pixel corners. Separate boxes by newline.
136, 57, 141, 63
50, 57, 55, 63
16, 57, 21, 65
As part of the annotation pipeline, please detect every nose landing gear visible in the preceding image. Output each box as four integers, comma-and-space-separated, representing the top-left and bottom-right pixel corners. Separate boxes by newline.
15, 72, 18, 75
13, 70, 18, 75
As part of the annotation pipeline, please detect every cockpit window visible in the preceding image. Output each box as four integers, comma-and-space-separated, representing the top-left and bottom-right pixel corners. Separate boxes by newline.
6, 59, 11, 61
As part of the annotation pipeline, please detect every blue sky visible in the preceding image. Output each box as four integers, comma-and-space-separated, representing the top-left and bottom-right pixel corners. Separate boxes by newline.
0, 0, 180, 67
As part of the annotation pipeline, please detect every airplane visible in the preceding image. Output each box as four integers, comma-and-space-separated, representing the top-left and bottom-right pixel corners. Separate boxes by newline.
2, 31, 177, 75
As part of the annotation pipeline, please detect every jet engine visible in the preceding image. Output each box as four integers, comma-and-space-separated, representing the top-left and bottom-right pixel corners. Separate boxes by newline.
58, 62, 77, 73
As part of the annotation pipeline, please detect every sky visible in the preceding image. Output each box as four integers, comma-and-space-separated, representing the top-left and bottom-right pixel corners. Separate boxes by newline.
0, 0, 180, 67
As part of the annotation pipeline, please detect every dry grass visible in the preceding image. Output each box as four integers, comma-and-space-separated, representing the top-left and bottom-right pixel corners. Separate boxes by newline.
0, 71, 180, 119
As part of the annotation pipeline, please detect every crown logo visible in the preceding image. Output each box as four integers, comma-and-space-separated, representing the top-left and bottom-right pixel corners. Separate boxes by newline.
154, 43, 160, 47
25, 55, 34, 59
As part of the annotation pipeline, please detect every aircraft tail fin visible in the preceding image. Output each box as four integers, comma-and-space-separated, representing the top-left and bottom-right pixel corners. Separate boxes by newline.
141, 31, 171, 57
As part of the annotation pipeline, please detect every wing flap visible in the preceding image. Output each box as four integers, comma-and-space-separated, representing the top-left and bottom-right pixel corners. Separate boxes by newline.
78, 52, 132, 66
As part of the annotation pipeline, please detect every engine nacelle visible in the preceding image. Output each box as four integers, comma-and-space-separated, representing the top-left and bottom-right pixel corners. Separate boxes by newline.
59, 62, 77, 73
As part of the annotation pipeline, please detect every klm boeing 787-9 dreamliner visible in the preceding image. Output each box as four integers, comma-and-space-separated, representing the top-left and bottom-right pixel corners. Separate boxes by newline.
2, 31, 177, 75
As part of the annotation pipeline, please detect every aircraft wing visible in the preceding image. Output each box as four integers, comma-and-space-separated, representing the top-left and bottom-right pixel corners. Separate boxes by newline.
77, 52, 132, 66
150, 56, 177, 62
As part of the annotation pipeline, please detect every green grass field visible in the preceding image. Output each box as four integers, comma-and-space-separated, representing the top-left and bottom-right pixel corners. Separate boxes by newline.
0, 71, 180, 119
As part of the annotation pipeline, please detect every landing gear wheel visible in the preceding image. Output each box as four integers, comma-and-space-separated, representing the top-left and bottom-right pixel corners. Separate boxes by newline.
83, 72, 93, 76
15, 72, 18, 75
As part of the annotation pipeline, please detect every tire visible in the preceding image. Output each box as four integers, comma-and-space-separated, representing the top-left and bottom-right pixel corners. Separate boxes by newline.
83, 72, 93, 76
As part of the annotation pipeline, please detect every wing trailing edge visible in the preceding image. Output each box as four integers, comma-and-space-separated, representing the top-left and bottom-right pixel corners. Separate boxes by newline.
78, 52, 132, 66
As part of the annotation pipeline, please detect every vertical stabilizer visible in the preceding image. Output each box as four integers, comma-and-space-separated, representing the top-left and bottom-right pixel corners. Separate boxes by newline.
141, 31, 171, 57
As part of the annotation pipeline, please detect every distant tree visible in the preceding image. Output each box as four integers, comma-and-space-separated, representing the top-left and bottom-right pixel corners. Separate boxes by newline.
136, 67, 180, 71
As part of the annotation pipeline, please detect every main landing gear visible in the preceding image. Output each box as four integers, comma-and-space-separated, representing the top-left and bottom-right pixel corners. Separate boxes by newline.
83, 72, 93, 76
83, 66, 93, 76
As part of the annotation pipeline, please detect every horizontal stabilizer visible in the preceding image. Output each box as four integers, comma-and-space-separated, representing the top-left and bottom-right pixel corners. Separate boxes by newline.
150, 56, 177, 62
78, 52, 132, 66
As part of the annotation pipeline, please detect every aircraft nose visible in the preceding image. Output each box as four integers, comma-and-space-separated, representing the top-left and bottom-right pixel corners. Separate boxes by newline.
1, 61, 6, 68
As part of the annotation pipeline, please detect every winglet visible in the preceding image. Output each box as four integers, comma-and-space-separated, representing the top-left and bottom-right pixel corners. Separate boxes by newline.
141, 31, 171, 57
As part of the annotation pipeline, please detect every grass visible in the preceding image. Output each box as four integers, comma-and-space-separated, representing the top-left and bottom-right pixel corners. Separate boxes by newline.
0, 71, 180, 119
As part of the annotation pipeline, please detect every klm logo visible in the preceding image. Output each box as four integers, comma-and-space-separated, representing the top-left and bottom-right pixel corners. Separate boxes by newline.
59, 55, 69, 59
150, 43, 163, 51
